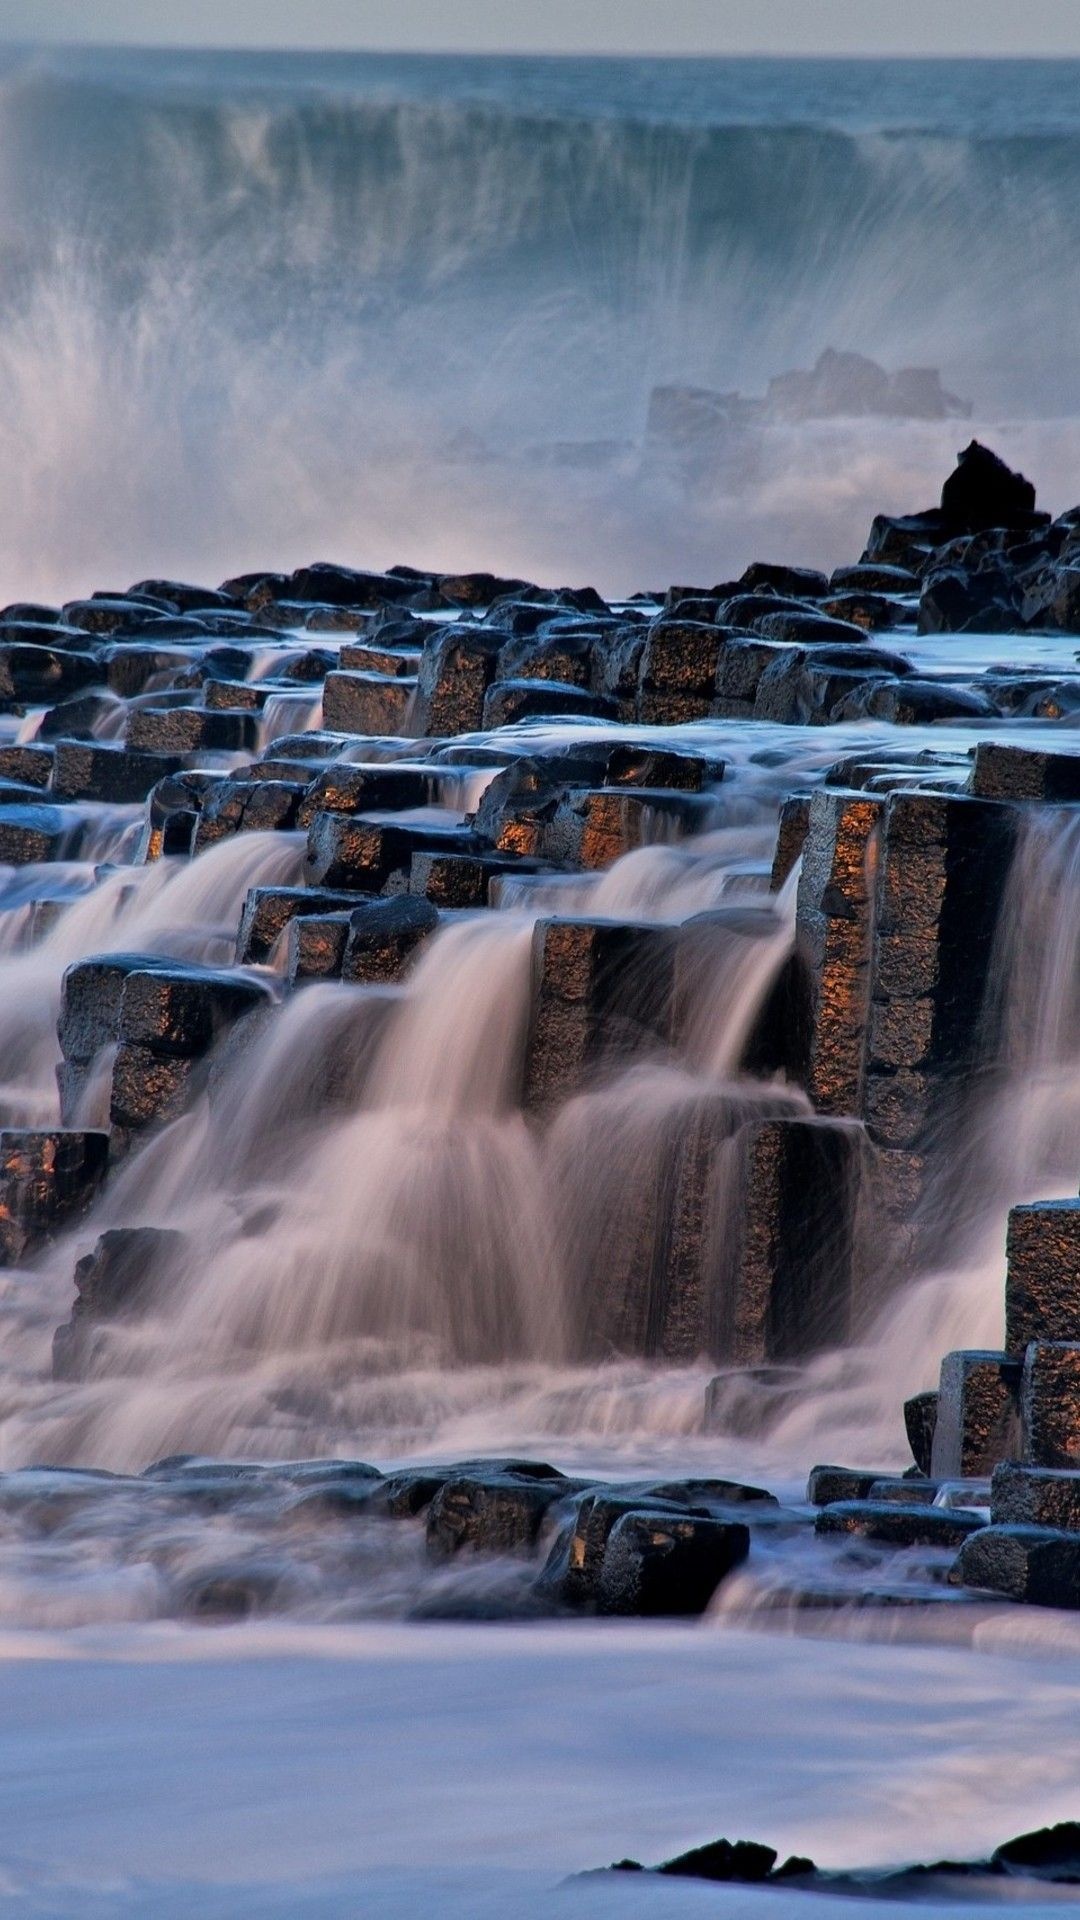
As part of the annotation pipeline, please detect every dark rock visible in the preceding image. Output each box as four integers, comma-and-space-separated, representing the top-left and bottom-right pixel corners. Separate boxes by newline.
412, 626, 503, 735
1021, 1342, 1080, 1468
754, 610, 869, 648
236, 886, 364, 964
284, 913, 351, 983
851, 679, 998, 724
806, 1465, 885, 1506
969, 741, 1080, 803
73, 1225, 185, 1319
992, 1462, 1080, 1532
321, 671, 414, 735
340, 896, 440, 983
1005, 1199, 1080, 1352
0, 804, 75, 864
482, 679, 614, 728
659, 1838, 777, 1882
192, 778, 305, 853
0, 643, 101, 705
816, 1502, 982, 1548
940, 440, 1037, 532
408, 850, 539, 908
739, 562, 828, 599
0, 745, 52, 789
931, 1350, 1022, 1478
51, 741, 183, 804
109, 1047, 197, 1133
126, 707, 259, 754
0, 1129, 110, 1264
830, 563, 919, 595
296, 764, 431, 826
426, 1472, 573, 1558
304, 812, 474, 892
596, 1511, 750, 1615
953, 1523, 1080, 1606
524, 917, 676, 1107
118, 965, 272, 1058
38, 692, 122, 740
904, 1390, 939, 1475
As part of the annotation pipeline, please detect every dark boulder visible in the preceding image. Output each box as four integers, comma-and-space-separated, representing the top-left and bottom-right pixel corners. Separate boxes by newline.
596, 1511, 750, 1615
940, 440, 1037, 532
340, 896, 440, 984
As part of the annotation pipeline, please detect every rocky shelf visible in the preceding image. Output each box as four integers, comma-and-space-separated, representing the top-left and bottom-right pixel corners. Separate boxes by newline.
0, 438, 1078, 1622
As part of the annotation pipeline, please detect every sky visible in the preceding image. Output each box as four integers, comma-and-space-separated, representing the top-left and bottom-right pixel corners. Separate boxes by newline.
2, 0, 1080, 58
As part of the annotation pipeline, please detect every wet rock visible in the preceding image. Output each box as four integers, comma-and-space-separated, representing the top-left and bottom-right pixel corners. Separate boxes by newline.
126, 706, 259, 754
296, 764, 431, 826
118, 965, 272, 1058
953, 1523, 1080, 1607
340, 896, 440, 983
408, 849, 539, 908
338, 640, 421, 677
305, 811, 475, 891
321, 670, 415, 735
992, 1462, 1080, 1532
109, 1046, 199, 1134
0, 642, 102, 707
795, 787, 885, 1114
917, 566, 1017, 635
191, 778, 305, 853
1022, 1342, 1080, 1468
234, 885, 357, 964
754, 610, 869, 648
969, 741, 1080, 803
437, 571, 534, 607
128, 579, 236, 614
73, 1225, 185, 1319
0, 804, 75, 865
63, 596, 173, 634
863, 790, 1018, 1158
712, 1117, 861, 1364
0, 1129, 110, 1264
482, 678, 614, 728
412, 625, 503, 736
830, 563, 919, 595
50, 740, 183, 804
806, 1465, 886, 1505
846, 679, 998, 724
524, 917, 677, 1108
931, 1350, 1022, 1478
904, 1390, 939, 1475
713, 635, 790, 715
596, 1511, 750, 1616
764, 794, 807, 890
283, 563, 414, 609
739, 561, 828, 599
639, 619, 721, 698
426, 1472, 574, 1558
1005, 1199, 1080, 1352
0, 744, 52, 789
284, 913, 351, 983
372, 1457, 567, 1519
816, 1501, 982, 1548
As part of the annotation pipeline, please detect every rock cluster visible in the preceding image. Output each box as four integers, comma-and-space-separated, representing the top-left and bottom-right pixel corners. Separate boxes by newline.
0, 442, 1078, 1618
598, 1821, 1080, 1897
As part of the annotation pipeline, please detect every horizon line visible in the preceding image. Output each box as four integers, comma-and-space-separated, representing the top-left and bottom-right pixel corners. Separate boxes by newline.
4, 40, 1080, 63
